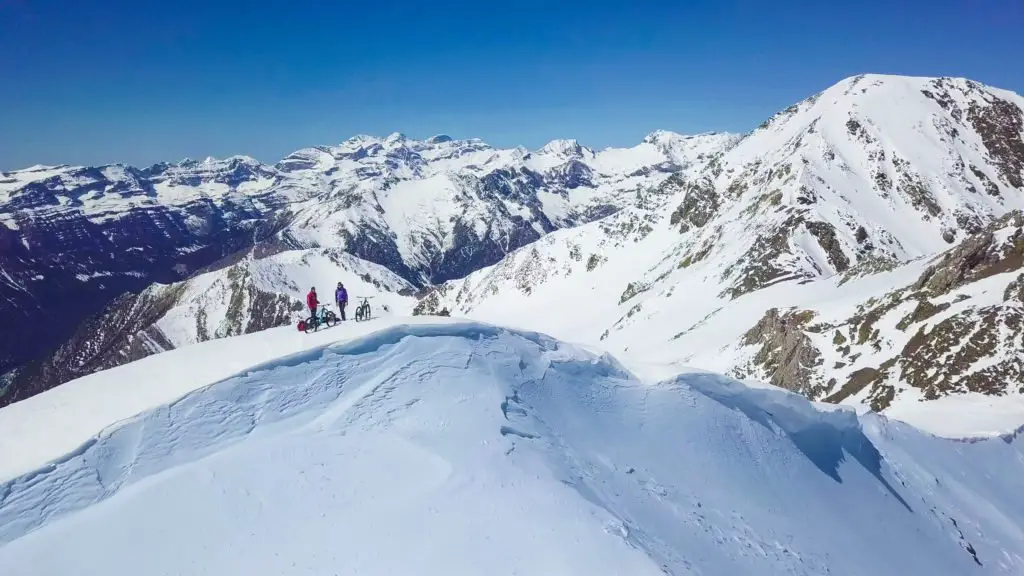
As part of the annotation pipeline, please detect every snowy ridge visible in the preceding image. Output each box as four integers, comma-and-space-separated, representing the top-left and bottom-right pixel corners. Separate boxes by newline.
155, 248, 416, 348
4, 247, 418, 400
0, 321, 1022, 574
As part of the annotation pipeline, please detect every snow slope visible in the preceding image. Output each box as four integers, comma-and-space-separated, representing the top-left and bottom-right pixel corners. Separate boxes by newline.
0, 317, 468, 481
417, 206, 1024, 436
415, 74, 1024, 434
1, 321, 1022, 575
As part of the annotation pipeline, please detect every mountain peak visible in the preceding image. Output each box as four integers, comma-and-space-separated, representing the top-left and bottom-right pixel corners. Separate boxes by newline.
539, 139, 590, 157
427, 134, 453, 144
643, 130, 680, 143
384, 132, 408, 146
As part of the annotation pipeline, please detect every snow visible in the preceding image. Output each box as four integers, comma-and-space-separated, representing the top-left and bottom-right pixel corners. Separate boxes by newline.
0, 317, 466, 483
74, 271, 115, 281
885, 386, 1024, 438
1, 321, 1023, 575
590, 143, 667, 175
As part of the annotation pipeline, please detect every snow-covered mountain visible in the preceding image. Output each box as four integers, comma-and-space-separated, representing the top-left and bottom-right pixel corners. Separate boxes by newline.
414, 74, 1024, 432
0, 131, 737, 402
1, 321, 1022, 574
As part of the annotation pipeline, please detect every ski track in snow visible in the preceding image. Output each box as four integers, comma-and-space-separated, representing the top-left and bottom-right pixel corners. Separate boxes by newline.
1, 322, 1023, 575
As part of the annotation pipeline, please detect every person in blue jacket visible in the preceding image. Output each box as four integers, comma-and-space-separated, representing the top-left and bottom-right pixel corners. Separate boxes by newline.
335, 282, 348, 321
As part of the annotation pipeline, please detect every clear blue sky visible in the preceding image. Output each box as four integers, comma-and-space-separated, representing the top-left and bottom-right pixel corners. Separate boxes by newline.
1, 0, 1021, 170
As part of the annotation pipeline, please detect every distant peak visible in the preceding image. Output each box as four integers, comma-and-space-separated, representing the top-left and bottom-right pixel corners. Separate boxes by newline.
18, 164, 67, 173
338, 134, 381, 149
427, 134, 453, 144
384, 132, 408, 145
225, 155, 260, 165
644, 130, 740, 147
643, 130, 685, 145
539, 139, 589, 157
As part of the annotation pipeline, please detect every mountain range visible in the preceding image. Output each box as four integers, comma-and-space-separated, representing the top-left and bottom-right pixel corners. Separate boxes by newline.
0, 125, 737, 402
2, 73, 1023, 433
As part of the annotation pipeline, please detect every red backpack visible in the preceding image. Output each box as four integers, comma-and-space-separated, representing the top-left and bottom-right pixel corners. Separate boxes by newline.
297, 319, 306, 332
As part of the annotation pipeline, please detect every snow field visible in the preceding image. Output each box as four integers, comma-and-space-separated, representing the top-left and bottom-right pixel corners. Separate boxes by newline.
0, 322, 1022, 575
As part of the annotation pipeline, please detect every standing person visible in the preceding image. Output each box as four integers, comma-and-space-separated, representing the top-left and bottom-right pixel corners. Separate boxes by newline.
306, 287, 318, 322
335, 282, 348, 321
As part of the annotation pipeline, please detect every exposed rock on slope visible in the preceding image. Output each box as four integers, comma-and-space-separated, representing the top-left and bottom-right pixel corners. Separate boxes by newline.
735, 308, 825, 398
735, 211, 1024, 412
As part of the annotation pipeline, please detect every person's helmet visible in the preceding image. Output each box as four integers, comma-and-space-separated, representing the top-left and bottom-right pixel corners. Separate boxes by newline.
311, 287, 316, 292
337, 282, 342, 288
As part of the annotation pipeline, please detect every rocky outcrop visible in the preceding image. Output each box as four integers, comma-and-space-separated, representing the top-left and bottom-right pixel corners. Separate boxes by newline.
1, 283, 188, 407
721, 215, 811, 299
733, 308, 827, 398
0, 198, 279, 386
738, 211, 1024, 412
805, 220, 851, 273
669, 177, 719, 233
967, 92, 1024, 189
914, 211, 1024, 295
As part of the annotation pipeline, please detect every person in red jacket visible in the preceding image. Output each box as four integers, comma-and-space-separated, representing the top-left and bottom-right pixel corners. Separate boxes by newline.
306, 287, 318, 320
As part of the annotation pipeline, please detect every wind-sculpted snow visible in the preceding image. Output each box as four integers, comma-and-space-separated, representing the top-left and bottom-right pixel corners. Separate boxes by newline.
1, 323, 1022, 575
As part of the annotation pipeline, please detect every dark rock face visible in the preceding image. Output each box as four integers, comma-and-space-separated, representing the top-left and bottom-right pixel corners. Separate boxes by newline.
736, 308, 826, 398
738, 211, 1024, 412
669, 177, 719, 233
1, 284, 186, 407
914, 211, 1024, 295
805, 220, 851, 273
968, 95, 1024, 189
0, 199, 275, 384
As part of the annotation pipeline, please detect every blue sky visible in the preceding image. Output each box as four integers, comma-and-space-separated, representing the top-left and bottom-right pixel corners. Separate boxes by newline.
1, 0, 1021, 169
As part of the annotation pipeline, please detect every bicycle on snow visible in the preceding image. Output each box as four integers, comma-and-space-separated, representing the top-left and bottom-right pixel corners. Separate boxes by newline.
354, 296, 374, 322
301, 304, 340, 333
